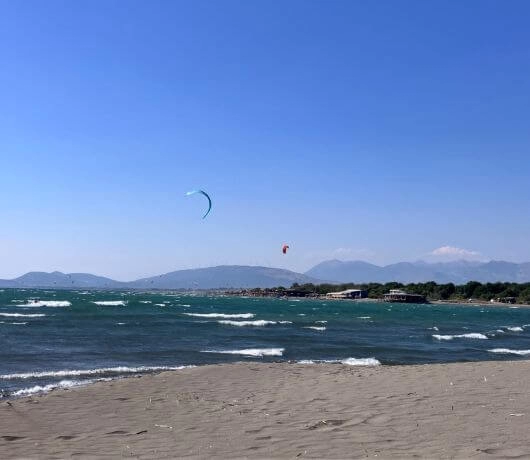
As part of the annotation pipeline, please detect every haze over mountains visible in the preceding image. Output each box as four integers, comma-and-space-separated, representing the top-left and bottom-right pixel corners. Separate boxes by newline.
1, 260, 530, 289
0, 266, 320, 290
305, 260, 530, 284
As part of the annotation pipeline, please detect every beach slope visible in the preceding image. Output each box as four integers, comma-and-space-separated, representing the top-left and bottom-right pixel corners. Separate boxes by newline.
1, 361, 529, 458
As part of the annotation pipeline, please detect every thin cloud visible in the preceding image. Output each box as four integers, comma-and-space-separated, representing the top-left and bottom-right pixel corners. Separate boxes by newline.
429, 246, 483, 259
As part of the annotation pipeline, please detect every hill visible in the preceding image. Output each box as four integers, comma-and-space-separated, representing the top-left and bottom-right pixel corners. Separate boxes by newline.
305, 260, 530, 284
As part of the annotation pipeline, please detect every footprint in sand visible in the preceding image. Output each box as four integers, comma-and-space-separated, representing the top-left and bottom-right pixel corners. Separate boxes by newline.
307, 419, 347, 430
477, 448, 530, 457
365, 414, 392, 425
2, 436, 25, 442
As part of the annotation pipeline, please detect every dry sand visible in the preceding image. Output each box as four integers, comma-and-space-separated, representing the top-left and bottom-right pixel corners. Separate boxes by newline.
1, 360, 529, 459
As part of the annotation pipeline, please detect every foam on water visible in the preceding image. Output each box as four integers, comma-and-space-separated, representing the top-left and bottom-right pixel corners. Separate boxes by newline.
218, 320, 276, 327
139, 301, 152, 304
506, 327, 524, 332
488, 348, 530, 356
11, 379, 94, 397
315, 320, 328, 324
19, 300, 71, 307
357, 316, 371, 319
0, 313, 45, 318
304, 326, 326, 331
0, 365, 193, 380
183, 313, 255, 319
433, 333, 488, 340
202, 348, 284, 357
154, 304, 166, 307
342, 357, 381, 366
297, 357, 380, 366
93, 301, 126, 306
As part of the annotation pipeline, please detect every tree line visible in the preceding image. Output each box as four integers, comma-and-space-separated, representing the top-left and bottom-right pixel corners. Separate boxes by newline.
243, 281, 530, 303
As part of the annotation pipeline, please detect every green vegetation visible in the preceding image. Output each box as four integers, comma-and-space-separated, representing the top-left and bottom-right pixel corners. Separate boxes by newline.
241, 281, 530, 304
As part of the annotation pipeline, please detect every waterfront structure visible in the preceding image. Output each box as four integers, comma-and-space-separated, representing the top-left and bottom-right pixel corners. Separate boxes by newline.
383, 289, 426, 304
326, 289, 368, 299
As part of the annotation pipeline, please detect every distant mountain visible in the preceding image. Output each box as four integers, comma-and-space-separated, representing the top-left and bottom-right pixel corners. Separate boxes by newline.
129, 266, 320, 289
0, 266, 320, 290
305, 260, 530, 284
3, 261, 530, 290
0, 271, 123, 289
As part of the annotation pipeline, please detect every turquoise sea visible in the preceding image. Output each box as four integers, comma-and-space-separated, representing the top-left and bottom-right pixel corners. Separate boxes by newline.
1, 289, 530, 397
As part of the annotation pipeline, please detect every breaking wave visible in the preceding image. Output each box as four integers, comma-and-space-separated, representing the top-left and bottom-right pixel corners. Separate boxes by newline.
0, 313, 45, 318
297, 357, 380, 366
93, 301, 127, 306
218, 320, 276, 327
0, 365, 194, 380
19, 300, 71, 307
488, 348, 530, 356
433, 333, 488, 340
201, 348, 284, 357
183, 313, 255, 319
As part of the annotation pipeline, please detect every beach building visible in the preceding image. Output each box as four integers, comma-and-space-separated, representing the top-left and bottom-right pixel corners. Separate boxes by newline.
383, 289, 426, 304
326, 289, 368, 299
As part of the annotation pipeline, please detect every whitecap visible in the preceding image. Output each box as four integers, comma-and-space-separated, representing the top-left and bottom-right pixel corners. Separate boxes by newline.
488, 348, 530, 356
154, 303, 166, 307
183, 313, 254, 319
0, 365, 194, 380
304, 326, 326, 331
218, 320, 276, 327
433, 333, 488, 340
139, 301, 152, 304
20, 300, 71, 307
201, 348, 284, 357
506, 327, 523, 332
0, 313, 45, 318
279, 321, 293, 324
92, 301, 126, 306
315, 320, 327, 324
179, 304, 191, 307
428, 326, 439, 331
357, 316, 371, 319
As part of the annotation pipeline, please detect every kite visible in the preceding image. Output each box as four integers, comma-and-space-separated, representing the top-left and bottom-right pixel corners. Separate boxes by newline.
185, 190, 212, 219
282, 244, 290, 254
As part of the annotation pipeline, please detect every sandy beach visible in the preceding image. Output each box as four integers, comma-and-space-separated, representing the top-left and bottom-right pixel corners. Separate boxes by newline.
1, 361, 529, 459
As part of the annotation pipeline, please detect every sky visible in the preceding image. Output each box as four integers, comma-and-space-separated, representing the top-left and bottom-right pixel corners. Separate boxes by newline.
1, 0, 530, 280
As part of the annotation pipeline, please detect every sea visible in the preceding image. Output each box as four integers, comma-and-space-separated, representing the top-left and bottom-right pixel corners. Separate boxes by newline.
1, 288, 530, 398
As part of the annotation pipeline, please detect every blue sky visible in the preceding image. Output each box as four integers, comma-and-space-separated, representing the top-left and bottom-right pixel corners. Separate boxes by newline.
1, 0, 529, 280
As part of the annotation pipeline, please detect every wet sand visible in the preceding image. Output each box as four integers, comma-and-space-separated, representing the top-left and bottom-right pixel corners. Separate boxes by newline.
1, 360, 529, 459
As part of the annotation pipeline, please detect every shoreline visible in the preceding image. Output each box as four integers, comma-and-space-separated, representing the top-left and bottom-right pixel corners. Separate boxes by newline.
1, 360, 530, 458
231, 292, 530, 308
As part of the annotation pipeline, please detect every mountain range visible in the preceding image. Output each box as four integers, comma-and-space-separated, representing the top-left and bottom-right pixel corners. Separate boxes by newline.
1, 260, 530, 289
0, 266, 320, 290
305, 260, 530, 284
